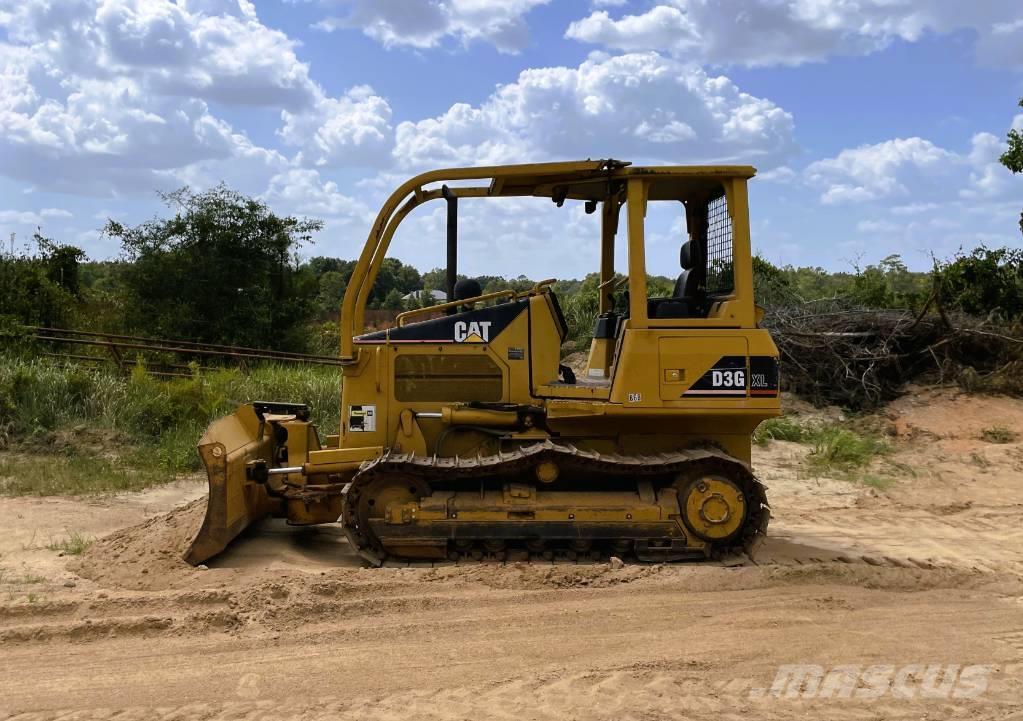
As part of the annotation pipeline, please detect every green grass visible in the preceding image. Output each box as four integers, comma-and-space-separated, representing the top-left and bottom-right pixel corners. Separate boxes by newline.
46, 531, 92, 556
0, 357, 340, 438
0, 354, 341, 495
753, 416, 808, 445
980, 426, 1019, 444
0, 453, 175, 496
806, 425, 889, 475
755, 415, 892, 486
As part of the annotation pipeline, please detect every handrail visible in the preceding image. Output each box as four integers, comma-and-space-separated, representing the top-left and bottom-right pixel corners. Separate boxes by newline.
395, 290, 517, 327
352, 193, 426, 340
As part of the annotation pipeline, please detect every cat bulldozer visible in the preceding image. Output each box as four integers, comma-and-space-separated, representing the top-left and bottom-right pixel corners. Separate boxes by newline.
185, 160, 781, 566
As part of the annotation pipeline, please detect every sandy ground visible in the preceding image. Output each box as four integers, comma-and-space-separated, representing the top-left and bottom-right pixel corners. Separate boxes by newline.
1, 387, 1022, 720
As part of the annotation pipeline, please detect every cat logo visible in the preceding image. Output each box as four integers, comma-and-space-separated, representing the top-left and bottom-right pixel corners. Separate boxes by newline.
454, 320, 492, 343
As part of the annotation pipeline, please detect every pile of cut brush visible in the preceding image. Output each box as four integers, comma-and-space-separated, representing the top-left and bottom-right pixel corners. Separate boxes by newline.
763, 298, 1023, 409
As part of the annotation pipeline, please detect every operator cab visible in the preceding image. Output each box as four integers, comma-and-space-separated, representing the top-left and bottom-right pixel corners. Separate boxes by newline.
578, 184, 741, 386
344, 161, 752, 403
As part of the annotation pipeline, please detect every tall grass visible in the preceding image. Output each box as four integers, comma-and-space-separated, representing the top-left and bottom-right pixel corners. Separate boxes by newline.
46, 530, 93, 555
0, 355, 341, 495
752, 416, 808, 445
805, 426, 889, 475
0, 357, 340, 435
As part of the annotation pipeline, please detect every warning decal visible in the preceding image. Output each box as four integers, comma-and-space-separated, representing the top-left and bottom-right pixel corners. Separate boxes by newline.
348, 404, 376, 432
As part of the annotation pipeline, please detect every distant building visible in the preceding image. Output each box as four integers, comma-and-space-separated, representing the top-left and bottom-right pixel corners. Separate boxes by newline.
402, 289, 447, 304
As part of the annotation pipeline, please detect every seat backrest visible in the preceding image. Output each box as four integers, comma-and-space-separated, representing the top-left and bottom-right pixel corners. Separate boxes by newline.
647, 238, 705, 319
672, 269, 689, 298
671, 240, 699, 299
679, 239, 696, 272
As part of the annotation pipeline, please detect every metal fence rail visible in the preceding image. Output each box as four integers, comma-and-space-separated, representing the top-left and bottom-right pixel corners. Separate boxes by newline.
29, 326, 344, 377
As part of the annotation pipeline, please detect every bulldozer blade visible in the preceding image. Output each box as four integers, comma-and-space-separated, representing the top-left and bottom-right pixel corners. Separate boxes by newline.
184, 405, 279, 566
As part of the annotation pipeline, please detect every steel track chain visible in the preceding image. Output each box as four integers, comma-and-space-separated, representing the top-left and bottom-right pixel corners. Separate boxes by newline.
341, 440, 770, 566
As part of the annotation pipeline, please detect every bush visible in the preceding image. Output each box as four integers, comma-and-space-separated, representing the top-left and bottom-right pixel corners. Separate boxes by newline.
754, 417, 891, 484
559, 275, 601, 351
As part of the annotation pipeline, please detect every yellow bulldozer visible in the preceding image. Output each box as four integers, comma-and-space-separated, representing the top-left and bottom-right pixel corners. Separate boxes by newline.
185, 160, 781, 566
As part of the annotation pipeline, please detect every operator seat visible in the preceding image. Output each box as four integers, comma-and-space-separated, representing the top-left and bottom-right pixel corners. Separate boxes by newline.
647, 239, 705, 319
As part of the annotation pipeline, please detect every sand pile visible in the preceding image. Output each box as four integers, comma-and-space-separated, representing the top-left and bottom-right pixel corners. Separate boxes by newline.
72, 496, 209, 591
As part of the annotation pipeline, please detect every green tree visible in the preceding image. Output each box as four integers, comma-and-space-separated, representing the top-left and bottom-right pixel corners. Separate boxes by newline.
935, 246, 1023, 319
849, 254, 927, 309
752, 255, 798, 307
315, 270, 347, 318
1001, 97, 1023, 235
382, 288, 405, 310
105, 184, 323, 350
421, 267, 466, 293
305, 256, 355, 279
0, 233, 84, 328
36, 234, 86, 296
371, 258, 422, 305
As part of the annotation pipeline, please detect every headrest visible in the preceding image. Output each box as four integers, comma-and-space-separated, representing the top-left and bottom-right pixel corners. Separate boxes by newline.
454, 278, 482, 301
679, 240, 695, 270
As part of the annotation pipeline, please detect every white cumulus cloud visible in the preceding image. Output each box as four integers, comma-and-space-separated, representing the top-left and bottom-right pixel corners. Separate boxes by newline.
566, 1, 1023, 68
392, 52, 796, 169
280, 85, 393, 168
805, 138, 955, 204
790, 130, 1023, 264
2, 0, 322, 107
0, 0, 391, 196
263, 168, 372, 224
0, 73, 259, 195
312, 0, 551, 54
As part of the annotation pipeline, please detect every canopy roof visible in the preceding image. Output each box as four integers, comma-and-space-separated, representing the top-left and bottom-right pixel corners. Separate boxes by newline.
407, 159, 756, 202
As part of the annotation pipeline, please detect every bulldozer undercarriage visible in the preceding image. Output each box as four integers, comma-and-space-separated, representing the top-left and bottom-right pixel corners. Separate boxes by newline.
342, 442, 769, 566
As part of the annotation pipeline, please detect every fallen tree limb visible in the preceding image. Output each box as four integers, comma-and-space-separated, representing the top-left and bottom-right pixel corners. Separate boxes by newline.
762, 300, 1023, 408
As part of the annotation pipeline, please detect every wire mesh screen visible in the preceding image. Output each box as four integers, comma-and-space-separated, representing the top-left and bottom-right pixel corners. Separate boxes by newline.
704, 194, 734, 295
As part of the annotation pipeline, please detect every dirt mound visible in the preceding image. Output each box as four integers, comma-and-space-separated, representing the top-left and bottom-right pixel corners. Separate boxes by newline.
72, 497, 208, 591
886, 385, 1023, 440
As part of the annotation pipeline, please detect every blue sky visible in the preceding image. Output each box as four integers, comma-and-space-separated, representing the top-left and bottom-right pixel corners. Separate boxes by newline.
1, 0, 1021, 279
